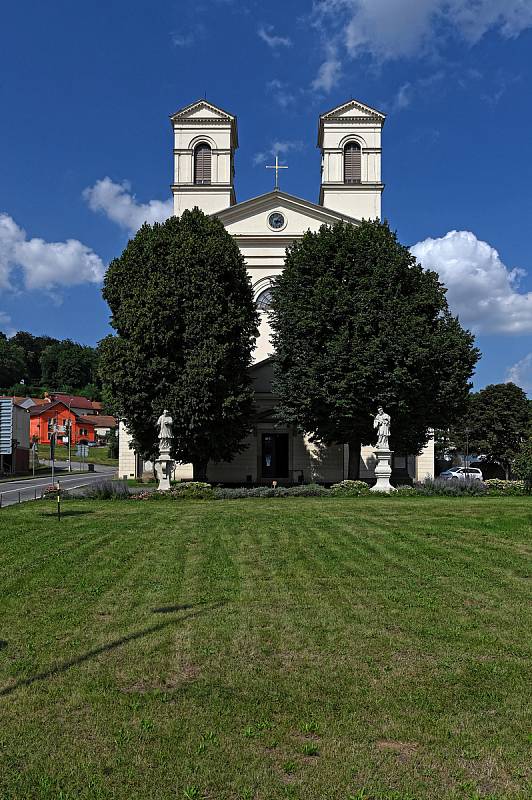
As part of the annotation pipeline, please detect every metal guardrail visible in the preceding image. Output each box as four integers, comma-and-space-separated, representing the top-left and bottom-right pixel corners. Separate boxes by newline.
0, 478, 102, 508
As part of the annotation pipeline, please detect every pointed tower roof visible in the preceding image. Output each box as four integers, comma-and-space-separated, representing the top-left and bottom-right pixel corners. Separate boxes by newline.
170, 100, 238, 148
318, 98, 386, 147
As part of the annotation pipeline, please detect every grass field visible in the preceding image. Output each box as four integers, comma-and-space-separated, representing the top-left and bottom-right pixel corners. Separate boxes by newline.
37, 443, 118, 467
0, 498, 530, 800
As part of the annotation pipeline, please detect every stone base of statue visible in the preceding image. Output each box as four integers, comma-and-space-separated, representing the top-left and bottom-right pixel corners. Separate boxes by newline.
370, 448, 396, 493
155, 450, 174, 492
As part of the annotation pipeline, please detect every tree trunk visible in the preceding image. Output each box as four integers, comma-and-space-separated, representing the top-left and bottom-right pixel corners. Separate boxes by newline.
193, 460, 208, 482
505, 462, 510, 481
347, 439, 362, 480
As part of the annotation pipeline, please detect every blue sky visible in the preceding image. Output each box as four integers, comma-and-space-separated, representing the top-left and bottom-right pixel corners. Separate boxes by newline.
1, 0, 531, 393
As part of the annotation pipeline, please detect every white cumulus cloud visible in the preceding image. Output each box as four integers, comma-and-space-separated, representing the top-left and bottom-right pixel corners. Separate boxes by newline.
311, 0, 532, 89
0, 213, 104, 293
507, 352, 532, 394
411, 230, 532, 334
83, 177, 173, 234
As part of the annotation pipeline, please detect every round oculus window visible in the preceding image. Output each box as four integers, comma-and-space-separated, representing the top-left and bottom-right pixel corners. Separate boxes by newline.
268, 212, 285, 230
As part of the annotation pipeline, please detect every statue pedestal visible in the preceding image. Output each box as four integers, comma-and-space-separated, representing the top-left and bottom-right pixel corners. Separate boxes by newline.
370, 448, 396, 493
155, 450, 174, 492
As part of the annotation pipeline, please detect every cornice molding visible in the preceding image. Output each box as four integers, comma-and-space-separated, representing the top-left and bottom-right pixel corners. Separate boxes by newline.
171, 183, 233, 189
174, 148, 232, 155
321, 182, 385, 191
215, 189, 361, 226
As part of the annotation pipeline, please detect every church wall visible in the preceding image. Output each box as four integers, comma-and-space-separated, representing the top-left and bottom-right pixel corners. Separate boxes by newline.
321, 188, 381, 221
173, 190, 233, 216
208, 434, 258, 483
416, 437, 435, 481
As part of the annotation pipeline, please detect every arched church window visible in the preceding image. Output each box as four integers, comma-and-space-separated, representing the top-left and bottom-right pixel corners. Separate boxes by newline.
194, 143, 211, 185
256, 288, 273, 312
344, 142, 361, 184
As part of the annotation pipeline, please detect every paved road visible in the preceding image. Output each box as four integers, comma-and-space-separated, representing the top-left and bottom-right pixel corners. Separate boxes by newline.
0, 466, 117, 508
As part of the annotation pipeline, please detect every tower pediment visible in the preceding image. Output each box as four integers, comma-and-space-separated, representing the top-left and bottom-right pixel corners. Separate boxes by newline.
320, 98, 386, 122
170, 99, 236, 122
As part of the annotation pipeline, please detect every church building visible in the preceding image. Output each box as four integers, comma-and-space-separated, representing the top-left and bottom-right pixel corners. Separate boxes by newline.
119, 98, 434, 484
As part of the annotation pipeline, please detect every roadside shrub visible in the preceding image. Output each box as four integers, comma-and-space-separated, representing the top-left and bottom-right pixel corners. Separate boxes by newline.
395, 485, 418, 496
169, 481, 214, 500
330, 480, 371, 497
513, 439, 532, 491
213, 483, 331, 500
75, 480, 131, 500
414, 477, 488, 496
484, 479, 526, 496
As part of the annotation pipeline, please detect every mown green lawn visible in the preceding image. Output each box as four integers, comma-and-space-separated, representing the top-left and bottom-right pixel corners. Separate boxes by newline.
0, 498, 530, 800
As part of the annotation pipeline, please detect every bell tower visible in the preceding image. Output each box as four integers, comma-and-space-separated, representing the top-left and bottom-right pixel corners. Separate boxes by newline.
170, 100, 238, 216
318, 99, 386, 220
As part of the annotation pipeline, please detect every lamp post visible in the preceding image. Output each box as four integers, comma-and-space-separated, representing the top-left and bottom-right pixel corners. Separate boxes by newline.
67, 398, 73, 472
464, 427, 471, 469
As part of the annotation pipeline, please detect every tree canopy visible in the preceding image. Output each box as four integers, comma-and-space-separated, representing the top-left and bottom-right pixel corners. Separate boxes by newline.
0, 335, 26, 388
452, 382, 530, 478
269, 219, 479, 478
0, 330, 99, 396
99, 208, 258, 479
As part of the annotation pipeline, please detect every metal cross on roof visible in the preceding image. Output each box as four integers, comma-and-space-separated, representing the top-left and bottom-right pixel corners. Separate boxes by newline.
266, 155, 288, 190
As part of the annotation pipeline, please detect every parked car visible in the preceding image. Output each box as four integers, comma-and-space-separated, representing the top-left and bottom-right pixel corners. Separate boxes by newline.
439, 466, 483, 481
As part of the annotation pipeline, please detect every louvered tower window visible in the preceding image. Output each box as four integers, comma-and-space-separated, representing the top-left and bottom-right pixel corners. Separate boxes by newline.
194, 143, 212, 185
344, 142, 361, 184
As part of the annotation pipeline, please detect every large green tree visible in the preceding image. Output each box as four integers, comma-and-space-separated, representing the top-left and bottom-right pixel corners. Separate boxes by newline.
452, 383, 530, 479
10, 331, 59, 384
99, 209, 258, 480
270, 219, 479, 478
40, 340, 98, 392
0, 334, 27, 389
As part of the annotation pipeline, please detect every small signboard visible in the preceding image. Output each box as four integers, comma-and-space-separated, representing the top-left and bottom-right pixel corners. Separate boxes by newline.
0, 398, 13, 455
77, 444, 89, 458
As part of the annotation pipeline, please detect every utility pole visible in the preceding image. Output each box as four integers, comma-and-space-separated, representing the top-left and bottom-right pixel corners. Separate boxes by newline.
67, 398, 73, 473
465, 427, 471, 470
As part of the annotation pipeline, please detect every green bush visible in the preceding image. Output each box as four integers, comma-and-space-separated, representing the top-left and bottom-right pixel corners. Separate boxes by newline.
395, 485, 418, 496
169, 481, 214, 500
484, 479, 526, 496
330, 480, 371, 497
214, 484, 331, 500
513, 438, 532, 491
414, 477, 488, 496
74, 480, 130, 500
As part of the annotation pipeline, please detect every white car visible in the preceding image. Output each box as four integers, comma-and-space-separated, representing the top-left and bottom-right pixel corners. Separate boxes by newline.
439, 466, 483, 481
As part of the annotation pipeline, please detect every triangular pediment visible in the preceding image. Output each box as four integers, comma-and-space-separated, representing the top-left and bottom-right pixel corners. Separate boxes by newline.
170, 99, 235, 122
320, 98, 385, 121
215, 190, 359, 237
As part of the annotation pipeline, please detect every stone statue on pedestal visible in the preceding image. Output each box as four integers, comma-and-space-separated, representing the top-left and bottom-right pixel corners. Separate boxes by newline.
374, 406, 391, 450
370, 406, 396, 493
155, 409, 174, 491
157, 409, 173, 453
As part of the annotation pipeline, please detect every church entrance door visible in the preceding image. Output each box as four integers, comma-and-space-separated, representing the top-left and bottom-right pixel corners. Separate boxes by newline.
261, 433, 289, 481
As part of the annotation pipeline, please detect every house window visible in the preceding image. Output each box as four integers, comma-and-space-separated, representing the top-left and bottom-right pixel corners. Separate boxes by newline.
344, 142, 361, 184
194, 143, 212, 185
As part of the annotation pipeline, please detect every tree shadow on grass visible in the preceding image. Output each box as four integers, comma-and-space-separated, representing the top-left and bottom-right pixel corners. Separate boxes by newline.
0, 601, 226, 698
40, 510, 95, 518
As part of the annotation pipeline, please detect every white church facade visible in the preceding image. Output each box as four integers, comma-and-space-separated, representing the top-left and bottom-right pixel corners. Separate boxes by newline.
119, 98, 434, 484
